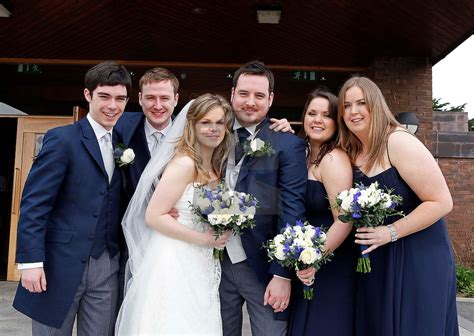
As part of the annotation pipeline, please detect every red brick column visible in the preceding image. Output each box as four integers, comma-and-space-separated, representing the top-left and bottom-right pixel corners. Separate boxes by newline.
370, 57, 433, 150
438, 158, 474, 267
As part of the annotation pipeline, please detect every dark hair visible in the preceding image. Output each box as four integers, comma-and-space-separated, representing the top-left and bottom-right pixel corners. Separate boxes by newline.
299, 87, 339, 166
85, 62, 132, 96
139, 67, 179, 94
233, 60, 274, 93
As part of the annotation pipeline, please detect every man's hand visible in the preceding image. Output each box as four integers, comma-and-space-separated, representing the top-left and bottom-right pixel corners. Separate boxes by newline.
269, 118, 295, 134
21, 268, 47, 293
263, 276, 291, 313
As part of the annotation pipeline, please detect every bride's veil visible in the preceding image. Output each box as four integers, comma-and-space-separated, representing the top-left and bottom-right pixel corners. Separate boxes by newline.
121, 100, 194, 294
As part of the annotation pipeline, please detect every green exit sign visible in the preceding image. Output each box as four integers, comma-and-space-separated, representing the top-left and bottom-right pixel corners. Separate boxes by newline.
292, 71, 317, 81
17, 64, 43, 74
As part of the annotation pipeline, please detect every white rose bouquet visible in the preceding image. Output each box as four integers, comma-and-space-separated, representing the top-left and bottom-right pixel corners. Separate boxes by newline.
335, 181, 404, 273
190, 182, 258, 260
264, 220, 332, 300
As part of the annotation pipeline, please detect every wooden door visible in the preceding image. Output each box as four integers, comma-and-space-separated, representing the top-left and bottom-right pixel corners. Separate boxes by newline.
7, 116, 73, 281
73, 106, 87, 121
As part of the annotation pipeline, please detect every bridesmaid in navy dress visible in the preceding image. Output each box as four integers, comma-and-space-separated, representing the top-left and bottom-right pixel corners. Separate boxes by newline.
288, 88, 356, 336
338, 76, 458, 336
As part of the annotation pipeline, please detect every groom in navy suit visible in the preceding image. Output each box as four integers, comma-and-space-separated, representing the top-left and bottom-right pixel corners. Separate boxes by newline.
13, 62, 132, 335
220, 61, 307, 336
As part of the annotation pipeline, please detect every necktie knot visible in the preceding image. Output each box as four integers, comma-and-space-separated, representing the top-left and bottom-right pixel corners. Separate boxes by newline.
236, 127, 250, 144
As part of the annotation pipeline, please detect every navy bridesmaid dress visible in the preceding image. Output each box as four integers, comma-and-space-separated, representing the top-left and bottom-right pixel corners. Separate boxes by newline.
353, 167, 459, 336
288, 180, 356, 336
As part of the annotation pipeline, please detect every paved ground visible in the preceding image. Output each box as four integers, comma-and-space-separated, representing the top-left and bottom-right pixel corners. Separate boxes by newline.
1, 281, 472, 335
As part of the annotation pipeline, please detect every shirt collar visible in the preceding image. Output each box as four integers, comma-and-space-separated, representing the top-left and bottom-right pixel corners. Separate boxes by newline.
233, 119, 261, 136
86, 113, 112, 140
144, 117, 173, 139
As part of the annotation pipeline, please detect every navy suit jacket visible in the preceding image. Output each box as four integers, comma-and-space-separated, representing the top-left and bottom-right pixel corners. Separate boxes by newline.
114, 112, 151, 198
236, 118, 307, 281
13, 117, 122, 328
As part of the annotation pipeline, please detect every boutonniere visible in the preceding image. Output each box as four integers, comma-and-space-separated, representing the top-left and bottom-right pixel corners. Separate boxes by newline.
243, 138, 275, 158
113, 144, 135, 167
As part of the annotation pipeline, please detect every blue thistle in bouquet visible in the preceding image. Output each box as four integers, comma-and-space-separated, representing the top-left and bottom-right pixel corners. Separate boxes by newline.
264, 220, 333, 300
190, 182, 258, 261
335, 181, 404, 273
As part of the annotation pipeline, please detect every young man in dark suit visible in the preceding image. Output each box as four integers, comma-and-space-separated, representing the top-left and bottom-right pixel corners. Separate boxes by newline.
13, 62, 132, 336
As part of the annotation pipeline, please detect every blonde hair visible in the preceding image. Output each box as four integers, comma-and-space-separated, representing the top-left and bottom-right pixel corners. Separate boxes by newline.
174, 93, 233, 184
337, 76, 400, 171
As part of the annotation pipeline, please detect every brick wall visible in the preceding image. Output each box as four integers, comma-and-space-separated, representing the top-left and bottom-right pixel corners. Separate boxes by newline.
370, 57, 433, 149
438, 158, 474, 267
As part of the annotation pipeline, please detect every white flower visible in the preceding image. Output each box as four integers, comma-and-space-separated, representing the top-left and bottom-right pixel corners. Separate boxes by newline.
299, 248, 317, 264
250, 138, 265, 152
208, 214, 232, 226
382, 194, 393, 209
244, 206, 256, 215
319, 231, 327, 242
294, 237, 311, 248
340, 195, 353, 212
275, 245, 286, 260
274, 234, 285, 245
304, 227, 316, 240
221, 190, 234, 202
196, 197, 211, 211
120, 148, 135, 163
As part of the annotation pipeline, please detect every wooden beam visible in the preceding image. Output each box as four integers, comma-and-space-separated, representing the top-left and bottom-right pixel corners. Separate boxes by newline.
0, 58, 368, 72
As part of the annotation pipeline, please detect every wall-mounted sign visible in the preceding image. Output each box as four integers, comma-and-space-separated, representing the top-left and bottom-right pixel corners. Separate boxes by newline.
17, 64, 43, 74
292, 71, 316, 81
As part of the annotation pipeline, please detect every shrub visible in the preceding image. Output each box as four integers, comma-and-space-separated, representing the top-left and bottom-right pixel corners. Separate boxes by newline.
456, 264, 474, 297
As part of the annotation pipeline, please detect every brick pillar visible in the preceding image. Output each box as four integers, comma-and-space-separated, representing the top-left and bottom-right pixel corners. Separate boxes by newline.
370, 57, 433, 150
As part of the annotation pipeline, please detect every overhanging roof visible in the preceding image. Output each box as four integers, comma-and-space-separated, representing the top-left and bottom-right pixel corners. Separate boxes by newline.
0, 1, 473, 67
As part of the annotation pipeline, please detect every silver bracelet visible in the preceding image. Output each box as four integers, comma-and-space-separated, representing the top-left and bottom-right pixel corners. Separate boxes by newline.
386, 224, 398, 242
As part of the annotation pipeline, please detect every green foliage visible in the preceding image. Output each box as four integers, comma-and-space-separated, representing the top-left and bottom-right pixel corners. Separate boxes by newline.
433, 98, 451, 111
433, 98, 467, 112
469, 118, 474, 132
456, 264, 474, 297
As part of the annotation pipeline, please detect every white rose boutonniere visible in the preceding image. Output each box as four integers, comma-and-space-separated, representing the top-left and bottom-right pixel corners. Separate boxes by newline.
243, 137, 275, 158
113, 144, 135, 167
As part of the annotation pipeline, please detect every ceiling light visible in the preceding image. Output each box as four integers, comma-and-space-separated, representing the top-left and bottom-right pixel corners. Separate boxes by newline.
0, 4, 11, 17
257, 5, 281, 24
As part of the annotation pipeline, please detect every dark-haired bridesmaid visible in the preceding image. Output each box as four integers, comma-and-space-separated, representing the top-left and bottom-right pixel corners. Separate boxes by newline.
288, 88, 356, 336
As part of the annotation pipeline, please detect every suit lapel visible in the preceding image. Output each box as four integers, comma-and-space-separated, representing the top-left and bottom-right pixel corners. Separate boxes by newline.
80, 118, 108, 179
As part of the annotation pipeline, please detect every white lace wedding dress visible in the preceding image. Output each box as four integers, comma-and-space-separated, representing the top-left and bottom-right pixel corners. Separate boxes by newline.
115, 184, 222, 335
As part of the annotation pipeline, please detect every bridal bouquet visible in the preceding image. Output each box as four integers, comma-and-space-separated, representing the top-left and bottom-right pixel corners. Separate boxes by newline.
264, 220, 332, 300
335, 181, 404, 273
190, 182, 258, 260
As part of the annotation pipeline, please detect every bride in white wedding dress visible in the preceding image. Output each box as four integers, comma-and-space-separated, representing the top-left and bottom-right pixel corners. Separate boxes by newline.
116, 94, 233, 335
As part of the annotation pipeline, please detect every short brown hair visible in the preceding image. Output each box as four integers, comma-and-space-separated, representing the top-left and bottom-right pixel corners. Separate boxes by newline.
139, 67, 179, 94
85, 61, 132, 96
233, 60, 274, 93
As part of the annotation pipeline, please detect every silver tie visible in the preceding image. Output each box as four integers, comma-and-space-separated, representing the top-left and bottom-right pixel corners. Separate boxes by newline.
101, 132, 114, 183
150, 131, 162, 156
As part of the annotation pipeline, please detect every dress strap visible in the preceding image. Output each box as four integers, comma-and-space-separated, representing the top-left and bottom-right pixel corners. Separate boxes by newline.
386, 129, 410, 167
